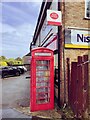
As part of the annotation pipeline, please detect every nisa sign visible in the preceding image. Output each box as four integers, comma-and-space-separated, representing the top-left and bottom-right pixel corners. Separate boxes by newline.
77, 34, 90, 43
65, 29, 90, 49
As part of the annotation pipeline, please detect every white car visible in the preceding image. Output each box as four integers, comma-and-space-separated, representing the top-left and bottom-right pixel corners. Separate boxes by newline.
17, 66, 27, 72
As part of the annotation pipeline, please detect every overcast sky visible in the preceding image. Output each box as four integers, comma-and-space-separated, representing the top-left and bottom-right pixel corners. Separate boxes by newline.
0, 1, 42, 58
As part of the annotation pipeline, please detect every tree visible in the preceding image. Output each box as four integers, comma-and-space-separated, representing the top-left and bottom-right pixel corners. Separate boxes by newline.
15, 57, 22, 61
6, 58, 15, 66
0, 61, 7, 66
0, 56, 7, 61
6, 61, 14, 66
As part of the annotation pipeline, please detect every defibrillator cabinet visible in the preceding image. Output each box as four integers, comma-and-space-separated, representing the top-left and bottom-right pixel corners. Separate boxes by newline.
30, 47, 54, 112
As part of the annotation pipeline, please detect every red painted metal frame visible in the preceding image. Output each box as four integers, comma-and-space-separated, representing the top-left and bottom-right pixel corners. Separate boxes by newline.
30, 47, 54, 112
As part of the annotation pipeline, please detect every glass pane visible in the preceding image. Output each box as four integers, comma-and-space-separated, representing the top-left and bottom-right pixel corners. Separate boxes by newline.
86, 0, 90, 18
36, 60, 50, 104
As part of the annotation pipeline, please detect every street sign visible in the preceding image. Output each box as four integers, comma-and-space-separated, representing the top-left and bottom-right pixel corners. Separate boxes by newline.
47, 9, 62, 26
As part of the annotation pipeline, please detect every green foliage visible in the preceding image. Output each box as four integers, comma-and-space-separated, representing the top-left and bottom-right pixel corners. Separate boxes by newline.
15, 57, 22, 61
0, 56, 23, 66
0, 61, 8, 66
6, 61, 14, 66
13, 60, 22, 65
0, 56, 7, 61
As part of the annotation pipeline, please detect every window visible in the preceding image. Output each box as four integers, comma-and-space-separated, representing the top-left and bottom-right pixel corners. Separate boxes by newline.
85, 0, 90, 18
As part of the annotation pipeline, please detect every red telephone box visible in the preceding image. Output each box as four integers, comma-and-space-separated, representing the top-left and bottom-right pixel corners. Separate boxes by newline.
30, 47, 54, 112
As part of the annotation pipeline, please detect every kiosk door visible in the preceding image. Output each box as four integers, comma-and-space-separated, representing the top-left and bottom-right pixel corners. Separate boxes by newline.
36, 60, 50, 104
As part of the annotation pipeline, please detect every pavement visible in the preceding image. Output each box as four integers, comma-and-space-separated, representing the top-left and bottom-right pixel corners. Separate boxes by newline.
2, 108, 32, 118
0, 72, 65, 119
1, 72, 32, 119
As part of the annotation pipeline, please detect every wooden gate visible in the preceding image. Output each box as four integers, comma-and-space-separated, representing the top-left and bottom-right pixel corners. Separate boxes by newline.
66, 55, 89, 118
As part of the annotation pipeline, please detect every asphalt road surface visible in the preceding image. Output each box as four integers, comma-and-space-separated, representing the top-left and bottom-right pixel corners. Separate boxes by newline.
1, 72, 32, 119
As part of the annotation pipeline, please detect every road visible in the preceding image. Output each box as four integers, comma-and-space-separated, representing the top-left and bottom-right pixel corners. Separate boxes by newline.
1, 72, 32, 118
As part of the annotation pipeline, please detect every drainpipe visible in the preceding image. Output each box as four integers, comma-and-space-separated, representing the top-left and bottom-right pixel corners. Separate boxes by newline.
62, 1, 67, 106
57, 0, 61, 107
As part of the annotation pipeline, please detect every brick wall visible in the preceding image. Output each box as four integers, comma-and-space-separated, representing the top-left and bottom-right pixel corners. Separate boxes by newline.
64, 1, 89, 28
65, 49, 88, 63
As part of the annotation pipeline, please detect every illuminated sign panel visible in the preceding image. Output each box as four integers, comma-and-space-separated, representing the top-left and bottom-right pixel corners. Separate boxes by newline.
35, 53, 51, 56
65, 29, 90, 48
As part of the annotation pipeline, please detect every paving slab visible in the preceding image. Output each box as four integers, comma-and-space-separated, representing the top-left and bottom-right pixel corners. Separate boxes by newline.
2, 108, 32, 118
